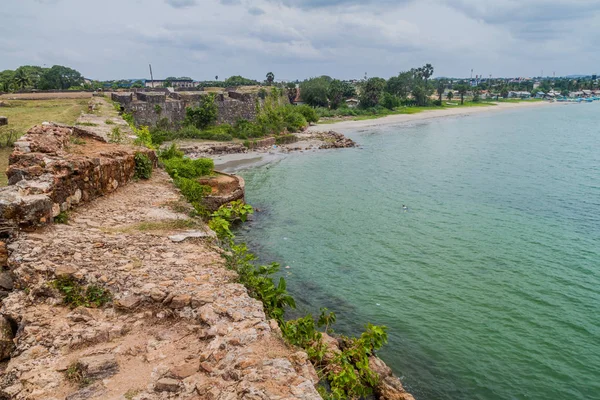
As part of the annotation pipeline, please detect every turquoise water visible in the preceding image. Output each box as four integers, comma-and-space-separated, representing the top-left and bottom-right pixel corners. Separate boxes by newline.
237, 104, 600, 400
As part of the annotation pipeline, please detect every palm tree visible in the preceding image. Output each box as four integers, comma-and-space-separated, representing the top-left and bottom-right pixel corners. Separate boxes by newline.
456, 84, 468, 105
446, 91, 454, 102
436, 80, 445, 102
266, 72, 275, 86
13, 69, 31, 89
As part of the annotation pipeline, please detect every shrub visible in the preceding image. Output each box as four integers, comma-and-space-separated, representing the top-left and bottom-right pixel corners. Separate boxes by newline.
133, 125, 153, 148
54, 211, 69, 224
134, 153, 152, 179
162, 157, 214, 179
0, 128, 20, 148
380, 92, 401, 110
158, 143, 184, 160
295, 104, 319, 123
185, 94, 218, 129
109, 126, 124, 143
175, 176, 212, 203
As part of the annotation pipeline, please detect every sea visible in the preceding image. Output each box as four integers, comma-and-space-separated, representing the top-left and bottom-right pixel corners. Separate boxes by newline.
236, 103, 600, 400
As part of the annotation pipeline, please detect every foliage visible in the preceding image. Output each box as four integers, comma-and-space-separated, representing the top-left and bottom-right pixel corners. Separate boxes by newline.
158, 143, 184, 160
379, 92, 400, 110
0, 128, 20, 148
51, 276, 112, 309
162, 156, 214, 179
134, 153, 153, 180
224, 243, 295, 322
266, 72, 275, 86
133, 125, 154, 148
65, 363, 90, 387
54, 211, 69, 224
154, 104, 162, 114
185, 94, 218, 129
446, 91, 454, 101
327, 79, 345, 109
300, 77, 330, 107
175, 177, 212, 204
212, 200, 254, 222
455, 84, 469, 105
38, 65, 84, 90
108, 126, 125, 143
295, 104, 319, 124
359, 77, 386, 108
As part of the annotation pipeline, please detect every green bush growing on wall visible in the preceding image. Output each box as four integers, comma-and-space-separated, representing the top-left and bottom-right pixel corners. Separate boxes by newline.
134, 153, 153, 180
185, 93, 218, 129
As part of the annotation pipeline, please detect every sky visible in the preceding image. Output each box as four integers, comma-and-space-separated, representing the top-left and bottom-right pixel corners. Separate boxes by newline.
2, 0, 600, 81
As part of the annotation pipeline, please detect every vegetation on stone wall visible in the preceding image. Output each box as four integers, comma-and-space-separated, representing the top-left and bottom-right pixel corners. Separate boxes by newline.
133, 153, 153, 180
158, 144, 213, 215
185, 94, 218, 129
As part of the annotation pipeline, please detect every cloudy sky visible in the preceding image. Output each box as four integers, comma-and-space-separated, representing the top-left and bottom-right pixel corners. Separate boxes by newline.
2, 0, 599, 81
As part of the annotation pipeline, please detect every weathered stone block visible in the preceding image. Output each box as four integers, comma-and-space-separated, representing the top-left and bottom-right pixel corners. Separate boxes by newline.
0, 116, 7, 126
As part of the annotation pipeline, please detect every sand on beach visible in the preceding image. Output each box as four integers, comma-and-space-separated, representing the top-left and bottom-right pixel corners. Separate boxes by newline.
307, 101, 557, 132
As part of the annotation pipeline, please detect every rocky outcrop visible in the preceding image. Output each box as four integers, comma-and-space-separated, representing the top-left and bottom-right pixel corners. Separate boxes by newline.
199, 172, 245, 212
313, 131, 357, 149
0, 123, 156, 232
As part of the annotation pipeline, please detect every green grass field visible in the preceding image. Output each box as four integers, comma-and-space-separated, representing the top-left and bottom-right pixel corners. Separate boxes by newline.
0, 98, 88, 185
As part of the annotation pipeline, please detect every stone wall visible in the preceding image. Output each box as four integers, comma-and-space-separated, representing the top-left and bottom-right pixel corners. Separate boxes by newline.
0, 117, 7, 126
114, 91, 262, 128
0, 123, 156, 233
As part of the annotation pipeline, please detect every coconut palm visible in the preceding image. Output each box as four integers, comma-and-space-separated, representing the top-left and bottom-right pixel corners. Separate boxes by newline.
456, 84, 468, 105
446, 91, 454, 101
13, 68, 31, 89
436, 80, 445, 102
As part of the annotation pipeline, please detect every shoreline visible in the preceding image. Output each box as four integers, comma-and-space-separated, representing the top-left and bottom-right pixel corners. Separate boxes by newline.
307, 100, 557, 132
211, 101, 558, 172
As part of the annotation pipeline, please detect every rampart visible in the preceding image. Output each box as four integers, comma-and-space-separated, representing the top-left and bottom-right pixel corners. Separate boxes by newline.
112, 90, 262, 127
0, 123, 156, 234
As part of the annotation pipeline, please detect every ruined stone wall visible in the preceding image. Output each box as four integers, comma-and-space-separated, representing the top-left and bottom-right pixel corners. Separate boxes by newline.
0, 123, 156, 232
116, 91, 262, 128
216, 97, 258, 125
128, 101, 187, 127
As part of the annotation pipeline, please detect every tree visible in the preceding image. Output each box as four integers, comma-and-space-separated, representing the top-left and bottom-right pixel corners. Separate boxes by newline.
223, 76, 259, 87
299, 77, 330, 107
327, 79, 345, 109
500, 86, 509, 98
421, 63, 434, 83
456, 84, 468, 105
0, 70, 15, 92
446, 91, 454, 101
386, 71, 413, 99
215, 75, 219, 81
436, 80, 446, 102
380, 92, 400, 110
340, 81, 357, 98
163, 80, 172, 88
13, 68, 32, 89
39, 65, 84, 90
266, 72, 275, 86
411, 83, 429, 106
131, 81, 144, 88
359, 77, 386, 108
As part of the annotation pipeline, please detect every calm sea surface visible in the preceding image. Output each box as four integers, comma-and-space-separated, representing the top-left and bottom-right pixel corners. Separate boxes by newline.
237, 103, 600, 400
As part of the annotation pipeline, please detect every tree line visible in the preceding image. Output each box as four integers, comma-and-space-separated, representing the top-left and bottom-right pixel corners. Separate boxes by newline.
0, 65, 85, 91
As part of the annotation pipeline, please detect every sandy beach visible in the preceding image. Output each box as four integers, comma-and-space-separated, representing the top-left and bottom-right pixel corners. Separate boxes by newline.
307, 101, 556, 132
213, 101, 557, 172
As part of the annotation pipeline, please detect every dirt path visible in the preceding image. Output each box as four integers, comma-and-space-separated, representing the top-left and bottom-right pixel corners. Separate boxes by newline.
1, 170, 320, 399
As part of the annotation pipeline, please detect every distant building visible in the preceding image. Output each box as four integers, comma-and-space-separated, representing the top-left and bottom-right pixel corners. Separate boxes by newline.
345, 98, 359, 108
508, 91, 531, 99
146, 79, 196, 89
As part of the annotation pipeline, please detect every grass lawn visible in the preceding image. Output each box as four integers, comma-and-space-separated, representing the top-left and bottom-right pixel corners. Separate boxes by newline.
0, 98, 89, 186
0, 98, 89, 134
